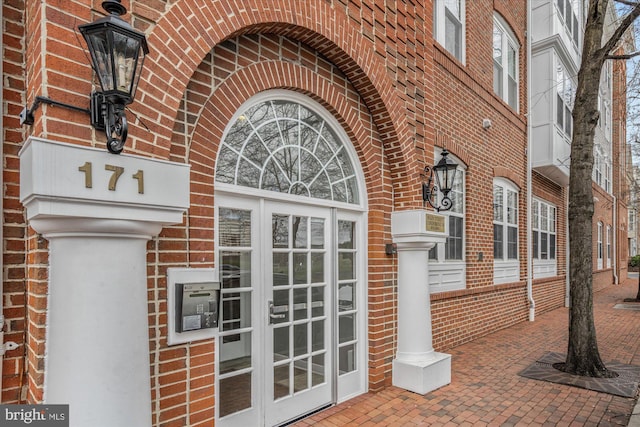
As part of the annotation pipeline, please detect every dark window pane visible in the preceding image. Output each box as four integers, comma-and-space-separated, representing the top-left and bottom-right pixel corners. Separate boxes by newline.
494, 224, 503, 259
557, 94, 564, 127
507, 226, 518, 259
533, 230, 539, 259
445, 216, 463, 260
550, 234, 556, 259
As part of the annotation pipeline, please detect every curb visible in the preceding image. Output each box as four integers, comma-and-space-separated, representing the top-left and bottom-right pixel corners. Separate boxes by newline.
629, 399, 640, 426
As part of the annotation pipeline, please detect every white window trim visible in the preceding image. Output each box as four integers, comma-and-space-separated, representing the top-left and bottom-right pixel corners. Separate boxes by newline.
493, 178, 520, 284
532, 198, 557, 279
434, 0, 466, 63
555, 62, 575, 140
597, 221, 603, 270
606, 225, 612, 268
429, 149, 466, 293
493, 14, 519, 111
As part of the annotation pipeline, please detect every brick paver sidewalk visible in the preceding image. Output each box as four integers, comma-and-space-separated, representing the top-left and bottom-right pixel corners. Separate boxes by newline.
295, 279, 640, 426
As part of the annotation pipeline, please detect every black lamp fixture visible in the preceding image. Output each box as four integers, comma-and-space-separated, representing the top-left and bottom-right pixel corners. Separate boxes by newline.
20, 0, 148, 154
80, 0, 149, 154
422, 148, 458, 212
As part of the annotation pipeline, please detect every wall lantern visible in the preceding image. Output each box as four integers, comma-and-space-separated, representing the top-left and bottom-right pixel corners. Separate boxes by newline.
422, 149, 458, 212
20, 0, 148, 154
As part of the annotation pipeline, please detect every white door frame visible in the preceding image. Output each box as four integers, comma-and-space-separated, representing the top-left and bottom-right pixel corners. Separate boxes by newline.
215, 191, 367, 426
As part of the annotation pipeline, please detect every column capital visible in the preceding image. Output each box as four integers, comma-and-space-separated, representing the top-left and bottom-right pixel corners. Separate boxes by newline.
20, 137, 190, 237
391, 209, 447, 247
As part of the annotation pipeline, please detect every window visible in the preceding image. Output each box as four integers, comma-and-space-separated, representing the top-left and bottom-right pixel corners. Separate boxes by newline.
556, 64, 575, 138
597, 222, 603, 270
434, 0, 465, 61
493, 179, 519, 284
216, 97, 360, 204
493, 15, 519, 110
557, 0, 580, 46
532, 199, 557, 278
606, 225, 612, 268
593, 151, 611, 193
428, 151, 466, 293
594, 152, 602, 187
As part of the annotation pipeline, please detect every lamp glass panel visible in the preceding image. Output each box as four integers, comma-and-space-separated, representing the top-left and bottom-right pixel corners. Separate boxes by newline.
87, 32, 114, 92
112, 32, 142, 96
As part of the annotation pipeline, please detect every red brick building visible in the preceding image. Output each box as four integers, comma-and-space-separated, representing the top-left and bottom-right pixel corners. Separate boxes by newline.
0, 1, 630, 426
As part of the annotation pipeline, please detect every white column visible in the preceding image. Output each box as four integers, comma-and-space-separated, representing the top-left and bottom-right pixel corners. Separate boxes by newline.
391, 210, 451, 394
20, 138, 190, 427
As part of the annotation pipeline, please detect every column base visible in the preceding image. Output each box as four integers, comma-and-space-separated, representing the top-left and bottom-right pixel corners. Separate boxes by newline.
392, 352, 451, 394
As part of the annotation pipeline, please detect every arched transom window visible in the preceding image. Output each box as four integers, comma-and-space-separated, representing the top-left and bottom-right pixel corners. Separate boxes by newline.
216, 99, 360, 204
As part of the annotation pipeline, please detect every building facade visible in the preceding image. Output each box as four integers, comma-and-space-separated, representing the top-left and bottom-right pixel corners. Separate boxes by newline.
0, 0, 631, 426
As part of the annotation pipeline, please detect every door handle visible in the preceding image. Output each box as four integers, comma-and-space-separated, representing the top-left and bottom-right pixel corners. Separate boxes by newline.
268, 300, 287, 324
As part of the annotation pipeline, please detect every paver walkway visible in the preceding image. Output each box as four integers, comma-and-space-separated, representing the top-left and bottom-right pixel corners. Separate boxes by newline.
294, 278, 640, 426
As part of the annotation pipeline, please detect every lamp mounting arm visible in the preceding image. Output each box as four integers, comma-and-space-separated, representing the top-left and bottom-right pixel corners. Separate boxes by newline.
20, 96, 91, 126
422, 165, 454, 212
106, 104, 128, 154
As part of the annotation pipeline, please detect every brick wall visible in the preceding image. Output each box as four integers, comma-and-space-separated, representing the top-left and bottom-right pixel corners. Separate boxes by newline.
0, 0, 596, 425
2, 0, 29, 404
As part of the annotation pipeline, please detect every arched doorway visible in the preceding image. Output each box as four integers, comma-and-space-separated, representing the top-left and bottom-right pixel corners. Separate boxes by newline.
214, 90, 368, 426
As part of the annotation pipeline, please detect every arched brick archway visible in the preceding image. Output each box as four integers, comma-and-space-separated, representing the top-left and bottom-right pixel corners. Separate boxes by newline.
188, 61, 383, 200
135, 0, 417, 198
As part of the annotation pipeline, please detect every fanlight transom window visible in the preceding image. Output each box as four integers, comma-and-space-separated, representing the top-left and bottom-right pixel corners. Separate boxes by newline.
216, 100, 360, 204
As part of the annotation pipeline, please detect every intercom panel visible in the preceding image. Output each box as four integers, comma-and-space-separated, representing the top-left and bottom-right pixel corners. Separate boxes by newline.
175, 282, 220, 332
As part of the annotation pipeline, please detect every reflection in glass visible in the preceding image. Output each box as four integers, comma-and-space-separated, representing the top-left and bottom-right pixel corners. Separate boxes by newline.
272, 215, 289, 248
338, 283, 355, 312
274, 364, 290, 400
312, 354, 325, 386
294, 359, 309, 393
215, 99, 360, 204
293, 216, 308, 248
311, 253, 324, 283
219, 208, 251, 247
221, 251, 251, 289
273, 326, 289, 360
294, 323, 308, 357
272, 252, 289, 287
221, 291, 251, 335
339, 252, 354, 281
311, 320, 324, 352
339, 314, 355, 343
219, 331, 252, 374
311, 286, 324, 317
310, 218, 324, 249
293, 288, 308, 320
273, 289, 289, 324
339, 343, 356, 375
338, 220, 354, 249
220, 373, 252, 417
293, 253, 307, 284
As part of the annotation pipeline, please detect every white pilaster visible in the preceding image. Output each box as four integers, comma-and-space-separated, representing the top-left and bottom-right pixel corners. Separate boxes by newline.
20, 138, 190, 427
391, 210, 452, 394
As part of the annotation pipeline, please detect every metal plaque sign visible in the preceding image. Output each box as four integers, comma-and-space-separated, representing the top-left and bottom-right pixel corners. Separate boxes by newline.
425, 213, 446, 233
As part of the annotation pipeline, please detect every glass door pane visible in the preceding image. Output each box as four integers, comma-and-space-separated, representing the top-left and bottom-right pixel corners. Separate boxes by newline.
218, 207, 256, 422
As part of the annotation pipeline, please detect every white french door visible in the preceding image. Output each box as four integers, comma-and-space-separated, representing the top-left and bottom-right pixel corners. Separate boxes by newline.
264, 201, 333, 425
216, 195, 365, 427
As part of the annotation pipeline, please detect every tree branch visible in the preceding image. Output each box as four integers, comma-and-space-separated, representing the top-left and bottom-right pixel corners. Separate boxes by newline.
601, 1, 640, 56
606, 50, 640, 59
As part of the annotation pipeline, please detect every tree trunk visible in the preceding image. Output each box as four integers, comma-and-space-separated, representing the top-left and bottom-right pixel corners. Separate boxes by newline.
558, 0, 617, 378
